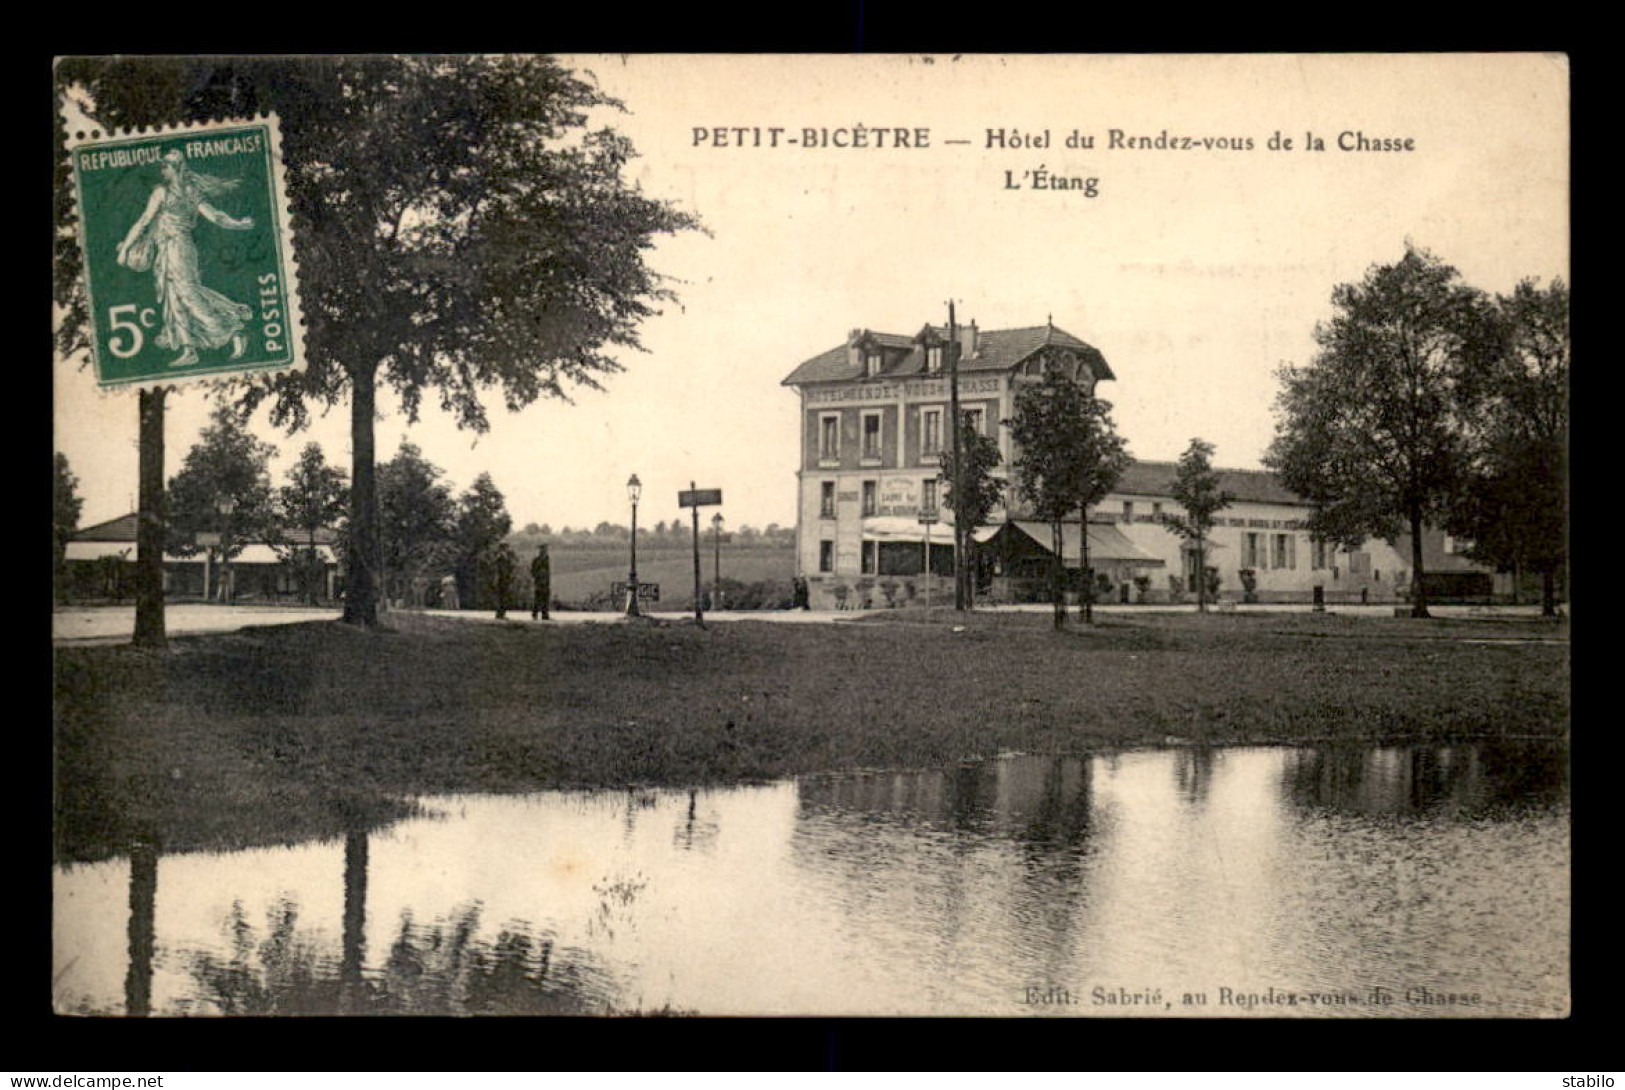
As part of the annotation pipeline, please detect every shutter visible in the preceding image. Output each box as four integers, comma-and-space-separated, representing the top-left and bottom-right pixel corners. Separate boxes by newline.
1289, 535, 1297, 570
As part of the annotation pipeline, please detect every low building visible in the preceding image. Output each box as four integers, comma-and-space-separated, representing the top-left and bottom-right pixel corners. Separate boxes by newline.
62, 513, 341, 603
782, 318, 1502, 608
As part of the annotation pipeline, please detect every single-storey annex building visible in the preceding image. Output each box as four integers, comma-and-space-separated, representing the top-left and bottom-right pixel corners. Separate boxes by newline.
62, 513, 341, 603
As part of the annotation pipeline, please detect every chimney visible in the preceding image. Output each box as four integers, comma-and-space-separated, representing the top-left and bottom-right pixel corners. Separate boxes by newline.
847, 328, 863, 369
958, 320, 978, 360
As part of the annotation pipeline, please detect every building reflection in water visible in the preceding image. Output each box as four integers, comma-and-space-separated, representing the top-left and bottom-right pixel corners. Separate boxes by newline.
56, 741, 1568, 1017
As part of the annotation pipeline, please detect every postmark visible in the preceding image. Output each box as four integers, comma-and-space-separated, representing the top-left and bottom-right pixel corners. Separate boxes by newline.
64, 114, 305, 390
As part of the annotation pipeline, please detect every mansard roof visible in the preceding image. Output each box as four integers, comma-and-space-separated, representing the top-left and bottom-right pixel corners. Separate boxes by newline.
782, 323, 1114, 386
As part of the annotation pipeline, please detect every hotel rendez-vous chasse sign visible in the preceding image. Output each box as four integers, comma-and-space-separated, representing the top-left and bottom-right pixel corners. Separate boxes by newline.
66, 115, 306, 390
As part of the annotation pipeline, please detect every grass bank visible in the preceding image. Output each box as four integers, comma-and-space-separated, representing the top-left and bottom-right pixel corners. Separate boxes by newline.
54, 610, 1568, 863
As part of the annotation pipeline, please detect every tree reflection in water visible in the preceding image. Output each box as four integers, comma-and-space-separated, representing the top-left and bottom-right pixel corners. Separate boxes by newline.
184, 899, 616, 1015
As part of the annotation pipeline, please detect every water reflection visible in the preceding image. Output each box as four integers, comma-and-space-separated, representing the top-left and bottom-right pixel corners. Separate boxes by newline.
54, 741, 1568, 1018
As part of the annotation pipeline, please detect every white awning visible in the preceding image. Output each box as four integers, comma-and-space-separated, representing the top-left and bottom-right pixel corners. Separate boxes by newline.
861, 515, 953, 542
63, 541, 135, 562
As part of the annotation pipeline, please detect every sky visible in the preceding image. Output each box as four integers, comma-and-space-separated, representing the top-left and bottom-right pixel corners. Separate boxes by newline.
53, 53, 1569, 534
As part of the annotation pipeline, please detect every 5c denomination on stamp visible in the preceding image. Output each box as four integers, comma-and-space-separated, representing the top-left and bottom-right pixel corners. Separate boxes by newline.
65, 114, 305, 390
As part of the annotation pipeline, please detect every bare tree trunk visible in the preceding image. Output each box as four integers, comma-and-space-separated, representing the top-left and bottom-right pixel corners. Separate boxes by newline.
1542, 569, 1557, 617
1081, 528, 1093, 625
134, 389, 166, 649
1051, 519, 1065, 631
1409, 504, 1430, 618
344, 365, 381, 627
1196, 537, 1208, 614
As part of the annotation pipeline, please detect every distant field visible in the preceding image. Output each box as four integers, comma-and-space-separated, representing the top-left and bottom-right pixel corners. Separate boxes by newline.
529, 543, 795, 607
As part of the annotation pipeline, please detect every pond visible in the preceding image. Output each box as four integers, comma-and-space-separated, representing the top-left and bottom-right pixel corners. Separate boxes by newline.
53, 740, 1568, 1017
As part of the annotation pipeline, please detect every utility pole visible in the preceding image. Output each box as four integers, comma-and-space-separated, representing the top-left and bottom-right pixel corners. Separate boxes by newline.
948, 300, 966, 611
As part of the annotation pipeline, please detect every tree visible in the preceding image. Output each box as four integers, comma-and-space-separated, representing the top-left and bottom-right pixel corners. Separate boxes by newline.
1447, 277, 1568, 615
1266, 245, 1493, 618
167, 406, 280, 601
1006, 368, 1132, 628
453, 472, 514, 610
54, 453, 84, 602
938, 418, 1004, 609
278, 443, 349, 604
376, 441, 455, 607
1163, 439, 1234, 614
55, 56, 701, 629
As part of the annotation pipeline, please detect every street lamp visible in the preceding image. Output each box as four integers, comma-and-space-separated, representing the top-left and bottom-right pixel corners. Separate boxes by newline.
711, 512, 724, 611
626, 474, 642, 617
217, 494, 236, 603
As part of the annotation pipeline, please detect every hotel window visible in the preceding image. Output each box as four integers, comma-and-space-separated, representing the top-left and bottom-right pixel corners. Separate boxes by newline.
861, 412, 883, 461
921, 478, 939, 515
862, 540, 878, 575
926, 345, 943, 372
1311, 539, 1330, 570
961, 407, 986, 435
1271, 533, 1295, 570
861, 479, 877, 517
818, 413, 840, 463
864, 350, 882, 377
1243, 532, 1262, 569
820, 481, 836, 519
1153, 502, 1163, 522
819, 540, 834, 573
1122, 500, 1134, 524
922, 408, 943, 456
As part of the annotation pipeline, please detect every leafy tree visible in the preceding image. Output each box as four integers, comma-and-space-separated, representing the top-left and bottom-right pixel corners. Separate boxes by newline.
55, 56, 701, 628
1006, 368, 1131, 628
54, 452, 84, 602
167, 406, 280, 601
453, 472, 514, 610
1163, 438, 1234, 614
377, 440, 456, 607
278, 442, 349, 604
1266, 245, 1493, 618
1448, 277, 1568, 615
939, 419, 1004, 609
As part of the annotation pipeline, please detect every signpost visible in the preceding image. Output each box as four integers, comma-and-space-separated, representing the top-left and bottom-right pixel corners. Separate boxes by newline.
65, 114, 306, 648
612, 582, 661, 604
679, 485, 723, 624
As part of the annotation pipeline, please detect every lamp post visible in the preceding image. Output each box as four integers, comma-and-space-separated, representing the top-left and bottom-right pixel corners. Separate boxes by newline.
626, 474, 642, 617
217, 494, 236, 603
711, 512, 724, 611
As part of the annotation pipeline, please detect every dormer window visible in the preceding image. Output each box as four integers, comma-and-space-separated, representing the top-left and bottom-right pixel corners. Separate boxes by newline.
926, 345, 943, 372
864, 350, 882, 377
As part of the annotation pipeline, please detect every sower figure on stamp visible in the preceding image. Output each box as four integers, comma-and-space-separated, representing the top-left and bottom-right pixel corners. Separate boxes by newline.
530, 545, 551, 620
116, 149, 255, 368
493, 542, 516, 619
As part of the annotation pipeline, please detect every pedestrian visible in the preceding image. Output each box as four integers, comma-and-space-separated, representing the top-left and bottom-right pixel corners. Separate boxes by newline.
493, 543, 516, 619
530, 544, 552, 620
439, 572, 460, 611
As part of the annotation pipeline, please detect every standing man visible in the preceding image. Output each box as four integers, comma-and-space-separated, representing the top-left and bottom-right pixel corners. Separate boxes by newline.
531, 545, 552, 621
493, 543, 516, 619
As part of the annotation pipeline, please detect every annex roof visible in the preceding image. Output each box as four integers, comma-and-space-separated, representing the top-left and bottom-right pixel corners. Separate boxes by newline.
782, 324, 1113, 387
70, 513, 342, 547
1110, 460, 1304, 507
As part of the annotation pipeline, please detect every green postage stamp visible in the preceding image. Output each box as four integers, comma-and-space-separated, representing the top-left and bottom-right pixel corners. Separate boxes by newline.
65, 114, 305, 389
